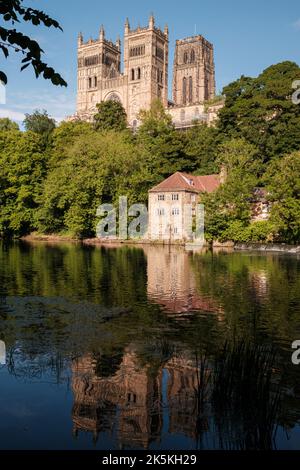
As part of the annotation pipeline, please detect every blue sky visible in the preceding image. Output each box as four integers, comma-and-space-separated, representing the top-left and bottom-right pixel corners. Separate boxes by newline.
0, 0, 300, 124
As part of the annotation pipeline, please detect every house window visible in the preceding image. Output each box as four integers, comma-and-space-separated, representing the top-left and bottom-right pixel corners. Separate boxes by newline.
174, 227, 178, 234
157, 208, 165, 216
172, 208, 180, 216
172, 194, 179, 201
158, 194, 165, 201
191, 194, 196, 202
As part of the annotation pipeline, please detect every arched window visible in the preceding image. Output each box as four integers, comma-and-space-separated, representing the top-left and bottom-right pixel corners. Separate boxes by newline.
131, 69, 135, 81
94, 76, 97, 87
190, 49, 195, 63
189, 76, 193, 103
189, 77, 193, 103
183, 52, 188, 64
137, 67, 141, 80
88, 77, 92, 88
182, 77, 187, 105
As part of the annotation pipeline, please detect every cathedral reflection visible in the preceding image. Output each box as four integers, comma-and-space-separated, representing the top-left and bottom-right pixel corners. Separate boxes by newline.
71, 347, 204, 448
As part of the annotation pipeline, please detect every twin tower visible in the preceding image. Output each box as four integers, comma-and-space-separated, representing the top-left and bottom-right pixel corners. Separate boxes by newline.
76, 15, 216, 127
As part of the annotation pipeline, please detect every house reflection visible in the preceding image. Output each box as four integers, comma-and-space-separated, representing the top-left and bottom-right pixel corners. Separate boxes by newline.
71, 347, 204, 448
144, 245, 222, 315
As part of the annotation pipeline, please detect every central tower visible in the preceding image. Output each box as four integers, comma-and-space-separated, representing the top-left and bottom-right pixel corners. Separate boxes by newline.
124, 15, 169, 126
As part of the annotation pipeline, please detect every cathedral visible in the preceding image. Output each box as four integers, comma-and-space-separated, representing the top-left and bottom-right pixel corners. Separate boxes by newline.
74, 15, 221, 128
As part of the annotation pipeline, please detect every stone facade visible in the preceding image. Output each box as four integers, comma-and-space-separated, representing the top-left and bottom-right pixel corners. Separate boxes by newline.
148, 172, 220, 242
72, 15, 220, 128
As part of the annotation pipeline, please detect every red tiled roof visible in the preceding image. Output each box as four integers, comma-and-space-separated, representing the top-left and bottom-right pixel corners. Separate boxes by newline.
150, 172, 220, 194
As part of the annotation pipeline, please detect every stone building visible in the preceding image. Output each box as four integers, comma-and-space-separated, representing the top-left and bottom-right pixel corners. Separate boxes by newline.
73, 15, 221, 128
148, 171, 220, 242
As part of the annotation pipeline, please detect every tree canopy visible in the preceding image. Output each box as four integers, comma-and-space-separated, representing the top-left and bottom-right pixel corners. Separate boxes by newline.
94, 100, 127, 132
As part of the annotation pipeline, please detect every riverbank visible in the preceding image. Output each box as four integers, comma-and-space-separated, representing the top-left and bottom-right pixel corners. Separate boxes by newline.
18, 234, 300, 254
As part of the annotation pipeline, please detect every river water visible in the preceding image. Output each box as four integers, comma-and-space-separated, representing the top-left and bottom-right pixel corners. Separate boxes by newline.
0, 241, 300, 450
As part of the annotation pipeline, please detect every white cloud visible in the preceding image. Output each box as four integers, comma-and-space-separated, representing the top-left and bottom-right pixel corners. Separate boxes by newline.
0, 108, 25, 122
293, 19, 300, 30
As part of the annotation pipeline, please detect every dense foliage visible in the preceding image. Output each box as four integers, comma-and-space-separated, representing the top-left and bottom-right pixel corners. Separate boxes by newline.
0, 61, 299, 242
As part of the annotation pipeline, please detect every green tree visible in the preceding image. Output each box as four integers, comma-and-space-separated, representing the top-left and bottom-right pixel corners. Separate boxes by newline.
23, 110, 56, 135
203, 139, 260, 241
218, 62, 300, 161
0, 129, 47, 237
266, 151, 300, 243
94, 100, 127, 132
137, 99, 188, 184
36, 130, 144, 238
0, 117, 19, 131
0, 0, 66, 86
184, 123, 220, 174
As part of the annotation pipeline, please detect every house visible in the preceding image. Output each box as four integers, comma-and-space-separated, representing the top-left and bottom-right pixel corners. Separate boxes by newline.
148, 171, 220, 242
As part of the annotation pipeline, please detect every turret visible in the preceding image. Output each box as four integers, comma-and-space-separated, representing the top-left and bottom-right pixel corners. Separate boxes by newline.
125, 18, 130, 36
78, 32, 83, 47
149, 14, 155, 30
99, 24, 105, 41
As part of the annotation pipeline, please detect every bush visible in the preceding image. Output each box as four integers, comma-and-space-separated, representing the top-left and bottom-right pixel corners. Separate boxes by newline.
221, 220, 275, 243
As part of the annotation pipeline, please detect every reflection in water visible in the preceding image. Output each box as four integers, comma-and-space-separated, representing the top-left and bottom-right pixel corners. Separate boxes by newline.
0, 241, 300, 449
72, 347, 204, 448
146, 246, 223, 316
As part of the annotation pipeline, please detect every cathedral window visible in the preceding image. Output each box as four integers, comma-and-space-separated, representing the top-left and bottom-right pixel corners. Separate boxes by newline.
137, 67, 141, 80
183, 51, 188, 64
182, 77, 187, 105
190, 49, 195, 63
88, 77, 92, 88
131, 69, 135, 81
189, 76, 193, 103
94, 76, 97, 87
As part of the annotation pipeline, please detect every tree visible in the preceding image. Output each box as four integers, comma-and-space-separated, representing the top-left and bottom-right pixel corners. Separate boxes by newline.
94, 100, 127, 132
0, 0, 67, 86
24, 110, 56, 135
36, 130, 144, 238
0, 129, 47, 237
0, 117, 19, 131
203, 139, 260, 241
137, 99, 188, 184
266, 151, 300, 243
218, 62, 300, 161
184, 123, 220, 175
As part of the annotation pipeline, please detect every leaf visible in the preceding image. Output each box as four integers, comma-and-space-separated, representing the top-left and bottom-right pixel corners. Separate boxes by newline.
0, 71, 7, 85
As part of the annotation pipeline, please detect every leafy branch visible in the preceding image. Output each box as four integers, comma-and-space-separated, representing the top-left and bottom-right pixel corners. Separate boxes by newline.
0, 0, 67, 86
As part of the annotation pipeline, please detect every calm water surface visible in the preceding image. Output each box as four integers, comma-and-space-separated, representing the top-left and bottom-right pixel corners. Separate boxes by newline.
0, 241, 300, 450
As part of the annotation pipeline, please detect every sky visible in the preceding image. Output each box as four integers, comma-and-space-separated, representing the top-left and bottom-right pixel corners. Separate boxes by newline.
0, 0, 300, 125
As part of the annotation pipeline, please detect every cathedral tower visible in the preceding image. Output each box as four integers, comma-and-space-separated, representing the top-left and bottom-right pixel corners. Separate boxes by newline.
172, 35, 215, 106
77, 26, 122, 114
124, 15, 169, 125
